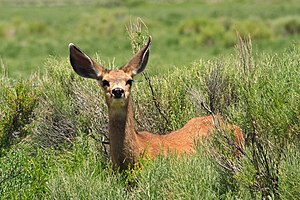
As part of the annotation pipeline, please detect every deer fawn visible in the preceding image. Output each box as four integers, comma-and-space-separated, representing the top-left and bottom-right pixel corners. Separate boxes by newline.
69, 37, 244, 171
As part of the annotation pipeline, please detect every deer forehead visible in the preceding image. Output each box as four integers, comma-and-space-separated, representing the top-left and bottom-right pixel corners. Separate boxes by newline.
102, 70, 132, 83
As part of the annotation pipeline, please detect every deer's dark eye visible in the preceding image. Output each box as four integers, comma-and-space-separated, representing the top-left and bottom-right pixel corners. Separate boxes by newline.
102, 80, 110, 87
126, 79, 133, 86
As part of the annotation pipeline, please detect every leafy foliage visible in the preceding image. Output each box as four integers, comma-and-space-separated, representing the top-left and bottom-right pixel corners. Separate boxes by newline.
0, 78, 39, 149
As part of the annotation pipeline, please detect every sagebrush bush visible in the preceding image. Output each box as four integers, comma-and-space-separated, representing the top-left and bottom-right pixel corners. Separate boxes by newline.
233, 37, 300, 199
230, 18, 274, 40
274, 16, 300, 36
0, 77, 40, 149
278, 146, 300, 198
178, 18, 232, 47
33, 58, 108, 151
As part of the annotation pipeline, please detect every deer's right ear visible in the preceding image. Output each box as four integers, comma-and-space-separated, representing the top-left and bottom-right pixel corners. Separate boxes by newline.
69, 43, 105, 79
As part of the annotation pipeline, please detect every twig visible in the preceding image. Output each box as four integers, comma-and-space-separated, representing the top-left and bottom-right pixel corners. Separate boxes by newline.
142, 72, 169, 125
200, 100, 246, 156
89, 128, 109, 160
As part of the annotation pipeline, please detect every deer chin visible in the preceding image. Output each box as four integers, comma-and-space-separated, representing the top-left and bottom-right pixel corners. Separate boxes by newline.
110, 98, 127, 108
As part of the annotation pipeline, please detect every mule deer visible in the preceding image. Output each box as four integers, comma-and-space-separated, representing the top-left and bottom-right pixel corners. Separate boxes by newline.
69, 37, 244, 171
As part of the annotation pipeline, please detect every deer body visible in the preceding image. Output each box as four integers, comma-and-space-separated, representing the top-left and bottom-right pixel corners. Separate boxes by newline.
69, 37, 244, 171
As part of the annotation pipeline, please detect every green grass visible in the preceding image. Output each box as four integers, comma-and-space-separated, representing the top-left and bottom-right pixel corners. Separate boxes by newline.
1, 0, 300, 78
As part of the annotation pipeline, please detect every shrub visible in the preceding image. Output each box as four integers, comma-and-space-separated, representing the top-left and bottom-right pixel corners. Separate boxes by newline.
232, 37, 300, 199
133, 149, 223, 199
274, 16, 300, 36
26, 21, 51, 35
178, 18, 229, 47
32, 58, 108, 157
230, 18, 274, 40
0, 77, 40, 149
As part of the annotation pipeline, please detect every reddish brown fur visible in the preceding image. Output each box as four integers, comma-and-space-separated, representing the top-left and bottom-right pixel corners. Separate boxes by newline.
69, 37, 244, 171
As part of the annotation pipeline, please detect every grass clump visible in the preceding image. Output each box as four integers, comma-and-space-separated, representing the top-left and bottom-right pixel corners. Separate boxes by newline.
75, 8, 129, 36
134, 149, 222, 199
0, 146, 53, 199
45, 137, 128, 199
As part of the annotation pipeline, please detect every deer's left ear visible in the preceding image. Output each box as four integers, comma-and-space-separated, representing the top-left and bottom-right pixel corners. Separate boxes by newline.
122, 36, 152, 76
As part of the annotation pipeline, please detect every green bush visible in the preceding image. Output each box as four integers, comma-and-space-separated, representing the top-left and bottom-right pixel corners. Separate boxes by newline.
178, 18, 231, 47
32, 58, 108, 150
0, 77, 39, 149
178, 17, 276, 48
232, 37, 300, 199
46, 137, 127, 199
46, 142, 235, 199
230, 18, 274, 40
274, 16, 300, 36
134, 149, 223, 199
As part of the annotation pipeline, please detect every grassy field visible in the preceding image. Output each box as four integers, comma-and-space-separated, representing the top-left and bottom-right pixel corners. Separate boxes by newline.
1, 0, 300, 78
1, 0, 300, 199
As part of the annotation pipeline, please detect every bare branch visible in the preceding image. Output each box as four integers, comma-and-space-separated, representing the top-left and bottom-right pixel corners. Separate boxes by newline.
142, 72, 170, 126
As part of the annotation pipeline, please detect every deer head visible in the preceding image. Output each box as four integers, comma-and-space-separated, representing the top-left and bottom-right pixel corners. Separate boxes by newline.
69, 37, 151, 109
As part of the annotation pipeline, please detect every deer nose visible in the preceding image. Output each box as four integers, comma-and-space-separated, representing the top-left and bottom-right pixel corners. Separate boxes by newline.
112, 88, 124, 98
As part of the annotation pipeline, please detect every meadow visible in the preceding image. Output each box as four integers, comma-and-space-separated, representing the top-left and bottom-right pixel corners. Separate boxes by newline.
1, 0, 300, 77
0, 0, 300, 199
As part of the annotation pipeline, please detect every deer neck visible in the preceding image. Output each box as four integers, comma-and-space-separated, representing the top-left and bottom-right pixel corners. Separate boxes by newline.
108, 99, 140, 170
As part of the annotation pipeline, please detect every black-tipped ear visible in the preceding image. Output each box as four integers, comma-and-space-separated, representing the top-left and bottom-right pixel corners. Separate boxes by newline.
69, 43, 105, 79
122, 36, 152, 76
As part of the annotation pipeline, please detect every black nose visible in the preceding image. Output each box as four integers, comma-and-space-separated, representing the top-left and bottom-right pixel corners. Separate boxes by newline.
112, 88, 124, 98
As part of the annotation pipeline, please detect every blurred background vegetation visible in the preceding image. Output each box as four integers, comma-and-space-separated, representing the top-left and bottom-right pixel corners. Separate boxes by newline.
0, 0, 300, 78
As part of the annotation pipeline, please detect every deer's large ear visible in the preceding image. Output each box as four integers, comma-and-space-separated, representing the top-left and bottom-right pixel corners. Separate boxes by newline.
69, 43, 105, 79
122, 36, 152, 76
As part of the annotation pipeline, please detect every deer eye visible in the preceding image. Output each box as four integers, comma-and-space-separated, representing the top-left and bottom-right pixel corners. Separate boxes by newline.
102, 80, 110, 87
126, 79, 133, 86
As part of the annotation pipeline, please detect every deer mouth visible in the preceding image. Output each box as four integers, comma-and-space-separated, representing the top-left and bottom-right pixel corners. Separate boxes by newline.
111, 93, 125, 99
112, 94, 124, 99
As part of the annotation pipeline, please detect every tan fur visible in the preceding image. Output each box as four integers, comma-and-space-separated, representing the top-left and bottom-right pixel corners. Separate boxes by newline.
69, 37, 244, 171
